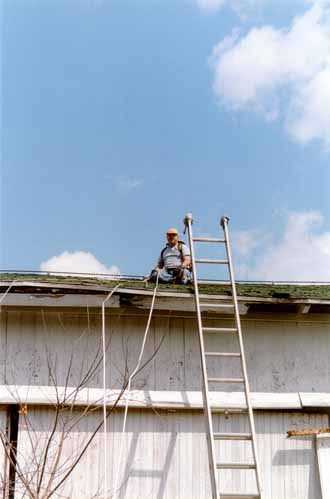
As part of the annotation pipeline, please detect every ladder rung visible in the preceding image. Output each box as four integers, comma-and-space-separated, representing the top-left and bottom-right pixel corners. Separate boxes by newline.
193, 237, 225, 243
199, 294, 233, 301
203, 327, 237, 333
213, 432, 252, 440
208, 377, 244, 383
220, 494, 260, 499
211, 407, 248, 413
200, 303, 234, 308
195, 258, 228, 264
217, 463, 256, 470
205, 352, 241, 357
198, 280, 231, 285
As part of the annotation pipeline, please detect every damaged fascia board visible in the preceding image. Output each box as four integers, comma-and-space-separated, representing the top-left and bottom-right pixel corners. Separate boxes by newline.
0, 280, 116, 293
296, 304, 312, 314
116, 288, 326, 314
117, 287, 330, 305
1, 282, 329, 311
0, 289, 196, 311
0, 293, 119, 308
0, 292, 323, 313
2, 280, 330, 305
128, 296, 248, 314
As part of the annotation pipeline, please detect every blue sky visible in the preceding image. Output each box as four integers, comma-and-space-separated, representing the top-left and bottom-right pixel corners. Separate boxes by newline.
1, 0, 330, 280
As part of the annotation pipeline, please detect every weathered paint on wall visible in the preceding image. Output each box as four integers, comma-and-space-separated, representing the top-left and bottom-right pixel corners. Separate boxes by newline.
10, 408, 327, 499
316, 434, 330, 498
0, 308, 329, 498
1, 309, 330, 393
0, 407, 7, 494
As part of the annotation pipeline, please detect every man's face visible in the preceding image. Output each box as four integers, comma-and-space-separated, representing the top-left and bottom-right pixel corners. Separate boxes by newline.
167, 233, 178, 247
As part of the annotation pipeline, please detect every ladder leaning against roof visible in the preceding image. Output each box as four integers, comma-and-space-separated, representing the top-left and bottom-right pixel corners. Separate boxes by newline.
183, 213, 263, 499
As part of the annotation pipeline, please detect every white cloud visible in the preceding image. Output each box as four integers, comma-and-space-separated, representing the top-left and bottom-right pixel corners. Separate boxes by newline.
286, 67, 330, 144
210, 1, 330, 146
236, 211, 330, 281
40, 251, 120, 278
232, 229, 270, 257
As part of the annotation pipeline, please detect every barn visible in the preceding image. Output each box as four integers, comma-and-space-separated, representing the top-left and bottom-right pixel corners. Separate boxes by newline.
0, 273, 329, 499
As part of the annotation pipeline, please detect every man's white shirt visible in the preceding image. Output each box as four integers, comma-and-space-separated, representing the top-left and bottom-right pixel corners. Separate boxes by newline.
159, 243, 190, 269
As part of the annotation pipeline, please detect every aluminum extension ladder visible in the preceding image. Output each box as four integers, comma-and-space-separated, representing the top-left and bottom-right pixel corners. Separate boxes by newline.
184, 213, 263, 499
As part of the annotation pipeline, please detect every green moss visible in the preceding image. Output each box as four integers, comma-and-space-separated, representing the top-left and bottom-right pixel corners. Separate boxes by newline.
1, 273, 330, 300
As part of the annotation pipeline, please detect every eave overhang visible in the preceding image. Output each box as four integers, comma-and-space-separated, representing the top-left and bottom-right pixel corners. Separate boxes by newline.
1, 277, 330, 315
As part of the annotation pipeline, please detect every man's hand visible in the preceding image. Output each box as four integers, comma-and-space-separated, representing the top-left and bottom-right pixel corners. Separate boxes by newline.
182, 255, 192, 269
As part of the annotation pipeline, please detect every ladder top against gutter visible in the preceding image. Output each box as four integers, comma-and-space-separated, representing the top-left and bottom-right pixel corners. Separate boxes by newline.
183, 213, 263, 499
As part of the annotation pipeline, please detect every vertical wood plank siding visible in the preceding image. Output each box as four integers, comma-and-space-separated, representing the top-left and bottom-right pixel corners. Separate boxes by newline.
316, 434, 330, 498
14, 408, 326, 499
0, 407, 8, 494
1, 310, 330, 393
0, 309, 329, 498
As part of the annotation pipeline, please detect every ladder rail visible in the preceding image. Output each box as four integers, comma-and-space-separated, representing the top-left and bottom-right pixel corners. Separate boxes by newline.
184, 213, 264, 499
221, 216, 264, 498
184, 213, 219, 499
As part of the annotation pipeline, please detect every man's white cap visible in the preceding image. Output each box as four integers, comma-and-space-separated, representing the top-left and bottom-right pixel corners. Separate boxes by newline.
166, 227, 179, 235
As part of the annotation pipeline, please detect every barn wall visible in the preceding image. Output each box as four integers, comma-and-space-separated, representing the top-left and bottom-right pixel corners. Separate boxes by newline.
0, 406, 8, 494
0, 308, 329, 498
1, 309, 330, 393
13, 407, 327, 499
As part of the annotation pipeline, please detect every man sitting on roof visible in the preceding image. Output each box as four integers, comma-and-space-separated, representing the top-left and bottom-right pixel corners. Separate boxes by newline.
149, 228, 192, 284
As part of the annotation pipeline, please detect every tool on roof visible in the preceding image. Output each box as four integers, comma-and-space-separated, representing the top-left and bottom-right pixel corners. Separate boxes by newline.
184, 213, 263, 499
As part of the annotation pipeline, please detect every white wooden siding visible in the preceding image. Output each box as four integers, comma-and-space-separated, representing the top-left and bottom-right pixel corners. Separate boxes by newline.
1, 310, 330, 393
1, 308, 329, 498
0, 406, 8, 495
14, 408, 327, 499
316, 434, 330, 499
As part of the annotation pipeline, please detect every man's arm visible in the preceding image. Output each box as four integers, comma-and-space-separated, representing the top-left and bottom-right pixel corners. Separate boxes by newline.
182, 254, 191, 269
181, 244, 191, 269
154, 254, 164, 270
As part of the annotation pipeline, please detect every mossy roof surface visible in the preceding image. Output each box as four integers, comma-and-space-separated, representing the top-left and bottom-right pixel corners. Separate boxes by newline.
1, 273, 330, 300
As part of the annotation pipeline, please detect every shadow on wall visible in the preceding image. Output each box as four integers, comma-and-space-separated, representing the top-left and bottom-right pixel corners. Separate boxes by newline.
273, 443, 321, 499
